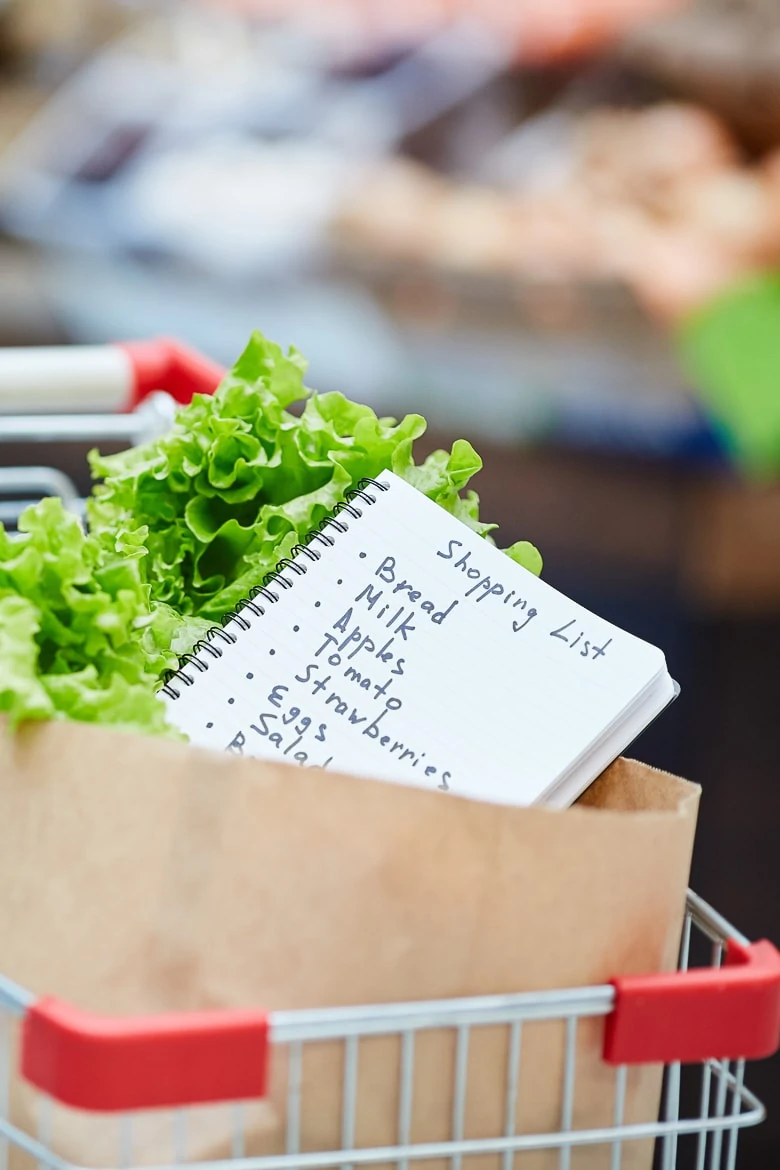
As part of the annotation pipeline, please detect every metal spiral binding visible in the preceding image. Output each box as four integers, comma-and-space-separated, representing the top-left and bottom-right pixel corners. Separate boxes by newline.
160, 478, 389, 699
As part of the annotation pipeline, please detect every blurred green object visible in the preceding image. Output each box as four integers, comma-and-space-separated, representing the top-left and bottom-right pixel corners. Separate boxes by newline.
679, 272, 780, 476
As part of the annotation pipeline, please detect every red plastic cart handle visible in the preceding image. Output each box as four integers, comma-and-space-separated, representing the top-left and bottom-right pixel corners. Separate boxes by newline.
19, 935, 780, 1113
119, 338, 225, 408
22, 998, 268, 1112
605, 937, 780, 1065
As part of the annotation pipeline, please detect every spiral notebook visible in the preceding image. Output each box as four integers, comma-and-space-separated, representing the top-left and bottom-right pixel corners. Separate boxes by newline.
161, 472, 678, 807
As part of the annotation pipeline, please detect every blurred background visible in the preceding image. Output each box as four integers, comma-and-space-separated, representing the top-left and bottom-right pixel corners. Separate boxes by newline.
1, 0, 780, 1161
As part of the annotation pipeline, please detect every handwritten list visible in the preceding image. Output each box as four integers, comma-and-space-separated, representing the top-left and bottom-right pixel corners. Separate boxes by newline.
163, 472, 668, 806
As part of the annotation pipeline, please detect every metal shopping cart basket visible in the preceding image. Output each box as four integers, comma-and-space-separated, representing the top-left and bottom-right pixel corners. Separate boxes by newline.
0, 343, 778, 1170
0, 891, 778, 1170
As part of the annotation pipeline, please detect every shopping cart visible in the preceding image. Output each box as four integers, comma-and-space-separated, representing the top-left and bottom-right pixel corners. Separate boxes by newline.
0, 891, 778, 1170
0, 343, 778, 1168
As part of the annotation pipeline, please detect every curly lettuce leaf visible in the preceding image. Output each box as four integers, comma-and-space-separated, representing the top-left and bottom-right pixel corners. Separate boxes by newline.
0, 595, 54, 724
504, 541, 544, 575
89, 330, 541, 626
0, 498, 174, 732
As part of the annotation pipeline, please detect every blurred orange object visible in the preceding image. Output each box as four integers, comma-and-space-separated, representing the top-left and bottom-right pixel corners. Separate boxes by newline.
208, 0, 686, 62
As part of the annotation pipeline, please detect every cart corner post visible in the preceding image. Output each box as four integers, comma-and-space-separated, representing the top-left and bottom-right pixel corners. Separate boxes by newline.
604, 937, 780, 1066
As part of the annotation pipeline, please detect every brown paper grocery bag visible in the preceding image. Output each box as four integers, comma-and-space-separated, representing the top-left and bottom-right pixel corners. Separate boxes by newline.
0, 722, 699, 1170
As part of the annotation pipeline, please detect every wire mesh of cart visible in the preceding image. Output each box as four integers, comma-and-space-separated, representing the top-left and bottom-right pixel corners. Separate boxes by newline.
0, 890, 779, 1170
0, 342, 779, 1170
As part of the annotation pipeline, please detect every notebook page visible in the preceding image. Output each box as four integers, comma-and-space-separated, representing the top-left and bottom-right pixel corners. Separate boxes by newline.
162, 471, 667, 806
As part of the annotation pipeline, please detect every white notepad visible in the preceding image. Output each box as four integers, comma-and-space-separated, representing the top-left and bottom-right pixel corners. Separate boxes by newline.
162, 472, 677, 807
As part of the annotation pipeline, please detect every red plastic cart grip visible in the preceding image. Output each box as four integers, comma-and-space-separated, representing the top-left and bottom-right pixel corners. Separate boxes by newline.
604, 938, 780, 1065
119, 338, 225, 408
21, 998, 269, 1112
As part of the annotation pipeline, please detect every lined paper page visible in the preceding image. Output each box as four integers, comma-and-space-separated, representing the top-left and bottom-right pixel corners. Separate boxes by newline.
162, 472, 667, 806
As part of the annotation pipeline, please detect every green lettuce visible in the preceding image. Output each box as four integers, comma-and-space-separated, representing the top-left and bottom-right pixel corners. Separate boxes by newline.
0, 498, 176, 732
89, 330, 542, 622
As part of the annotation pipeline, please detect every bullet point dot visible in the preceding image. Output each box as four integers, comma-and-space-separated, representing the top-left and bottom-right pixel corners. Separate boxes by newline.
269, 648, 276, 656
246, 672, 254, 680
337, 579, 343, 585
206, 722, 213, 729
359, 552, 367, 559
315, 601, 321, 607
293, 625, 300, 632
228, 697, 235, 705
